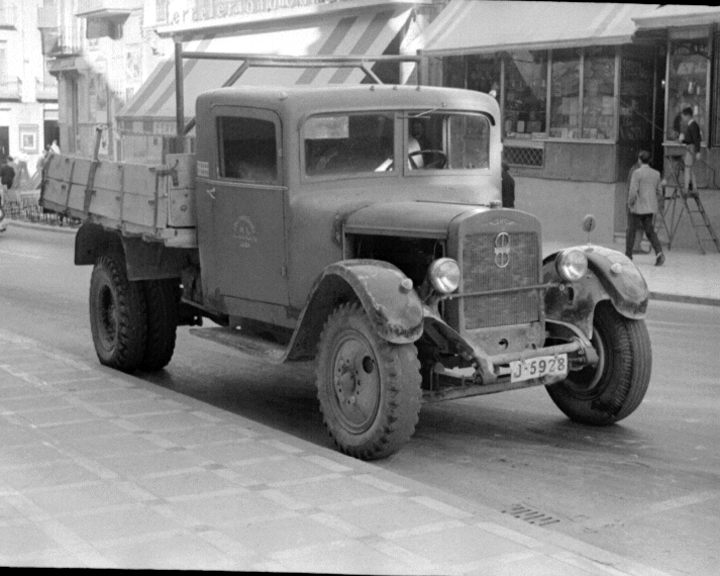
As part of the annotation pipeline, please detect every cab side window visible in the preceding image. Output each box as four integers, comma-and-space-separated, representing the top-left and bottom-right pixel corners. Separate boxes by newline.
218, 116, 278, 184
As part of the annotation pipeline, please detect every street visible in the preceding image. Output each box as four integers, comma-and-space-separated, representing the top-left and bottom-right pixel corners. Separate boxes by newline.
1, 225, 718, 576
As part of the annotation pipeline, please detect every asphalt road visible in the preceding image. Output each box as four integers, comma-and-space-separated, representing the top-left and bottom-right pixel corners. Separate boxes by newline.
1, 224, 718, 576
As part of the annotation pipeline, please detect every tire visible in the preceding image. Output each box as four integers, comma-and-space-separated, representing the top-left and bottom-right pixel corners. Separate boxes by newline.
89, 255, 147, 373
546, 301, 652, 425
315, 302, 422, 460
139, 279, 178, 372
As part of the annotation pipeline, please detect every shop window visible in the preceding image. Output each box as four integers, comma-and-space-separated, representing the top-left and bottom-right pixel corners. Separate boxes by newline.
218, 116, 278, 184
550, 49, 581, 138
504, 51, 547, 138
619, 47, 655, 143
666, 33, 708, 142
442, 55, 501, 97
582, 46, 616, 140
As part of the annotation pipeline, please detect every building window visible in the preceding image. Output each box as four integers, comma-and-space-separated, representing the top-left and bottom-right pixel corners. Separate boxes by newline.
443, 54, 501, 96
503, 51, 547, 137
666, 32, 709, 142
549, 49, 581, 138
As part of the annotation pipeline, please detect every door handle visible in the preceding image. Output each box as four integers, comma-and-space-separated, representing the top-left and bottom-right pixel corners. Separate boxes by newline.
206, 186, 216, 199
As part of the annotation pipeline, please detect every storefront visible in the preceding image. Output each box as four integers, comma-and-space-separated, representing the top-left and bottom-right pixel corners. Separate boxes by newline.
116, 0, 438, 163
408, 1, 664, 245
633, 5, 720, 250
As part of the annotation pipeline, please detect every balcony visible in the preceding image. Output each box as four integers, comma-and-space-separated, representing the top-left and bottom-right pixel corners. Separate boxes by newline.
0, 77, 22, 101
0, 5, 18, 30
76, 0, 143, 19
36, 78, 58, 101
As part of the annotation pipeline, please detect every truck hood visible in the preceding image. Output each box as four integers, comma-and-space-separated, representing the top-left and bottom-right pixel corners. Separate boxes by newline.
343, 201, 491, 239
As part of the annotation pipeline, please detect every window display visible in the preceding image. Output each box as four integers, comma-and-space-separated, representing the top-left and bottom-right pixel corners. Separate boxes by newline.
666, 34, 708, 142
619, 47, 655, 143
582, 46, 616, 140
549, 49, 581, 138
503, 51, 547, 138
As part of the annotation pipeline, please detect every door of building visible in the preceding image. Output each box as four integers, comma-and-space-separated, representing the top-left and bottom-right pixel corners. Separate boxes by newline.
0, 126, 8, 161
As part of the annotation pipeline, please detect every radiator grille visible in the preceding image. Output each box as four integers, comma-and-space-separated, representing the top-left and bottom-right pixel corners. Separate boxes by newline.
462, 232, 540, 329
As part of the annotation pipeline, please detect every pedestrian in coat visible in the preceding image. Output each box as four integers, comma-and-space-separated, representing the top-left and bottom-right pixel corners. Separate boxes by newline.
626, 150, 665, 266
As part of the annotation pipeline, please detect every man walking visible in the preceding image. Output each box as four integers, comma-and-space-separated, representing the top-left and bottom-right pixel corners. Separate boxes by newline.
626, 150, 665, 266
679, 106, 702, 195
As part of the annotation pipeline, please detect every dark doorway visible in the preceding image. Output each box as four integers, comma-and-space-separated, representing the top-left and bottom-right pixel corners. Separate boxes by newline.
44, 120, 60, 150
0, 126, 8, 162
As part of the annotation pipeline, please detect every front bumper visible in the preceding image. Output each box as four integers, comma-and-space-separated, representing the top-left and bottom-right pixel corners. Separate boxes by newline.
422, 306, 598, 403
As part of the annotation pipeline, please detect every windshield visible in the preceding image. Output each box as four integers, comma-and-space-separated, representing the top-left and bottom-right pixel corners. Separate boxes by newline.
303, 110, 491, 177
408, 112, 490, 170
305, 113, 395, 176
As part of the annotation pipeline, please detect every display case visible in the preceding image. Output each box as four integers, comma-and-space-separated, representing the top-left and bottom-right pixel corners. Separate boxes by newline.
666, 33, 709, 141
503, 50, 547, 138
582, 47, 616, 140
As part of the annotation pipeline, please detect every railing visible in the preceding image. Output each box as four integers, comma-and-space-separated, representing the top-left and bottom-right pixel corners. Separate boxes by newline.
0, 5, 18, 29
0, 77, 22, 100
36, 78, 58, 101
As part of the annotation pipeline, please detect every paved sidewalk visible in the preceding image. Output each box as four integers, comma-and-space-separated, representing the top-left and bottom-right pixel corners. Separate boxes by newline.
0, 328, 672, 574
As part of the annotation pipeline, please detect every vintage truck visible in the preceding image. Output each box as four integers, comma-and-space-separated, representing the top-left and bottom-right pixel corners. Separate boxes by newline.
41, 65, 652, 460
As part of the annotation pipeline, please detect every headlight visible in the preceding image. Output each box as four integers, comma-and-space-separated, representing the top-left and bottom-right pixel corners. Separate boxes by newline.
428, 258, 460, 293
555, 249, 588, 282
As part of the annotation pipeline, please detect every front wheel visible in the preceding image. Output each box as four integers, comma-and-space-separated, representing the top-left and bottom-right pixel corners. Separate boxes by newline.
546, 301, 652, 425
89, 255, 147, 373
315, 303, 422, 460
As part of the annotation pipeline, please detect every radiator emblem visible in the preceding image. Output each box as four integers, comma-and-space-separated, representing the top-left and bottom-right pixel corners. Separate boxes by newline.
494, 232, 511, 268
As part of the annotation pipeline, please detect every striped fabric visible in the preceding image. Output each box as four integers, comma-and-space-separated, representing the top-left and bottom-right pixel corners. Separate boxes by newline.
117, 8, 411, 126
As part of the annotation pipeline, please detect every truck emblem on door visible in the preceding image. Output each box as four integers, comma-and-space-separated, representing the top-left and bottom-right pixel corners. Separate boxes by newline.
233, 215, 258, 248
494, 232, 510, 268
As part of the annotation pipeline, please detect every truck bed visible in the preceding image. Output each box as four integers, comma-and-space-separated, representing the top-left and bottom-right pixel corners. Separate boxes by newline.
40, 153, 197, 248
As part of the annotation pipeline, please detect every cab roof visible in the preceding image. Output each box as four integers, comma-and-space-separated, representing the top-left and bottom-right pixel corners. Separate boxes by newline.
195, 84, 499, 123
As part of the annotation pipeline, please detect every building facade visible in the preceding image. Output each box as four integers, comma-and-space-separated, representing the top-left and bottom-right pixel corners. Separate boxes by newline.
1, 0, 58, 169
46, 0, 445, 164
409, 1, 720, 250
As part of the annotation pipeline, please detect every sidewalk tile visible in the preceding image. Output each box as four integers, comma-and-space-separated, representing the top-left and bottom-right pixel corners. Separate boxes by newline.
0, 461, 105, 491
271, 538, 418, 575
97, 450, 209, 477
53, 506, 184, 543
24, 483, 140, 516
214, 514, 345, 556
171, 491, 293, 525
0, 522, 63, 556
96, 533, 239, 571
132, 470, 242, 499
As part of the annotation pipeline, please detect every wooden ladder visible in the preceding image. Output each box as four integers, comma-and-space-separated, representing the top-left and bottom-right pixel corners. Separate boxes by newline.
657, 154, 720, 254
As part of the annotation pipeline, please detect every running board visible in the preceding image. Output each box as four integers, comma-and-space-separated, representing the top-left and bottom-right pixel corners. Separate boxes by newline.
189, 327, 287, 364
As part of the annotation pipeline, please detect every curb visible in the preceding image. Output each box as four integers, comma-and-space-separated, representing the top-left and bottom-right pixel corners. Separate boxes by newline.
649, 291, 720, 307
6, 218, 78, 234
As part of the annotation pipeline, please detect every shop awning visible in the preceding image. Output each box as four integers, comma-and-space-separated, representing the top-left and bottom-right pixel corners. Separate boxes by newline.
410, 0, 659, 57
117, 7, 412, 124
633, 5, 720, 30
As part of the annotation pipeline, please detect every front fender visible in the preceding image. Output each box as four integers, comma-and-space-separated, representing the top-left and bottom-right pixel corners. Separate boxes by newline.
543, 245, 649, 339
286, 260, 423, 361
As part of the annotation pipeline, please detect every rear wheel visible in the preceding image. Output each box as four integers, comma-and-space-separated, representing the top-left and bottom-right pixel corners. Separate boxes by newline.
139, 279, 178, 372
546, 301, 652, 425
89, 255, 147, 373
315, 303, 422, 460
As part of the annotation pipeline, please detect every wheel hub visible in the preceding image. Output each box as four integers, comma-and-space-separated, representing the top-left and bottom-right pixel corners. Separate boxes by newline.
331, 335, 380, 431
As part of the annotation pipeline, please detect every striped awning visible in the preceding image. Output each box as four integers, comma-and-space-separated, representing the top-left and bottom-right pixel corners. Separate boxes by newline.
409, 0, 659, 57
117, 7, 412, 124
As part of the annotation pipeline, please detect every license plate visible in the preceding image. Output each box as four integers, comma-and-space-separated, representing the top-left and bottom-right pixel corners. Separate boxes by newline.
510, 354, 568, 383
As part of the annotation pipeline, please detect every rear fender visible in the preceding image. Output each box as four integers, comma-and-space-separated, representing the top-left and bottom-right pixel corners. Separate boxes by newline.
75, 222, 193, 280
543, 245, 649, 339
286, 260, 423, 361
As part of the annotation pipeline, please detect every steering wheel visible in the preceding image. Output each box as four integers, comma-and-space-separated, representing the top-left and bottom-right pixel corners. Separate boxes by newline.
408, 149, 447, 170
